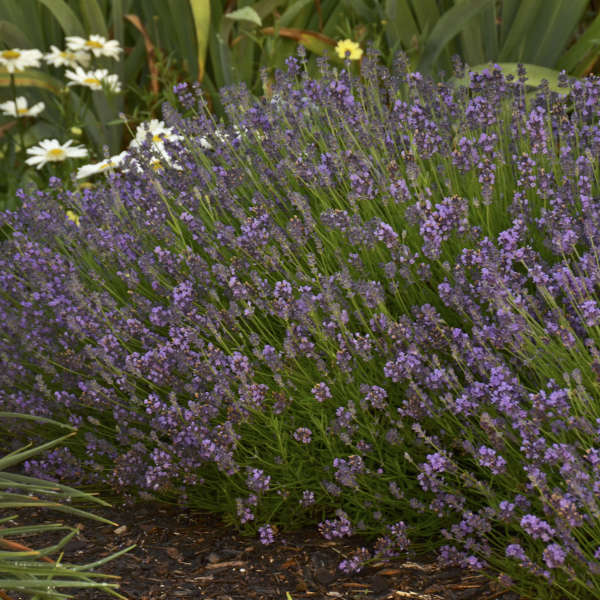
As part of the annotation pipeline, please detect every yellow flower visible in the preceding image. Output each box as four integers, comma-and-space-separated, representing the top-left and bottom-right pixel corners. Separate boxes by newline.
66, 210, 80, 226
335, 39, 363, 61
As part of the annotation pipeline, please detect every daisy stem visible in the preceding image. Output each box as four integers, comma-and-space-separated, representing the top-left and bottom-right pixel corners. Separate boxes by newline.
9, 73, 25, 156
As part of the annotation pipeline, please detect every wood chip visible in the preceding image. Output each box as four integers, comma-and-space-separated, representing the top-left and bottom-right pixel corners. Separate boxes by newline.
205, 560, 246, 570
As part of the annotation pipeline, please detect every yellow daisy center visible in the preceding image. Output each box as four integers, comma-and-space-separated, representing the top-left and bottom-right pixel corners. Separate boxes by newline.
48, 148, 66, 158
99, 161, 115, 170
2, 50, 20, 59
85, 40, 104, 48
17, 107, 29, 114
151, 159, 163, 171
84, 77, 101, 86
152, 134, 163, 143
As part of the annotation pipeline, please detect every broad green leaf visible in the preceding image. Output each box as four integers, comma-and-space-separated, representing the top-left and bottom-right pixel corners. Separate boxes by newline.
79, 0, 108, 37
36, 0, 85, 36
0, 20, 31, 48
190, 0, 211, 81
557, 10, 600, 74
418, 0, 495, 74
0, 68, 64, 94
451, 62, 569, 94
225, 6, 262, 27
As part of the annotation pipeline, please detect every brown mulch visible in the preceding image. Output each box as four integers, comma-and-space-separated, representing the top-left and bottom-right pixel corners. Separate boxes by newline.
3, 502, 523, 600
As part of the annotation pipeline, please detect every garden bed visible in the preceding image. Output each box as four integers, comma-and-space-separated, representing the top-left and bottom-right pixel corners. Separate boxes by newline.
6, 501, 518, 600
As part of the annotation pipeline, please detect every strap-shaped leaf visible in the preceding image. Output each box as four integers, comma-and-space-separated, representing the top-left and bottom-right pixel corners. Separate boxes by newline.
0, 20, 31, 48
190, 0, 211, 82
79, 0, 108, 37
418, 0, 495, 74
36, 0, 85, 36
557, 10, 600, 74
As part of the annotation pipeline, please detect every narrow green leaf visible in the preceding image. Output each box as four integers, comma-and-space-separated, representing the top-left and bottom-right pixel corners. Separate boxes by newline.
0, 69, 64, 94
0, 433, 75, 471
278, 0, 313, 29
384, 0, 419, 48
0, 412, 76, 430
36, 0, 85, 36
454, 0, 486, 67
0, 20, 31, 48
557, 10, 600, 73
79, 0, 108, 37
253, 0, 286, 20
190, 0, 211, 81
418, 0, 495, 74
225, 6, 262, 27
498, 0, 540, 61
410, 0, 440, 31
524, 0, 587, 66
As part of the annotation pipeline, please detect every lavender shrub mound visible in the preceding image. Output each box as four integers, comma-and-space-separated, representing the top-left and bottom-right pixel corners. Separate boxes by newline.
2, 46, 600, 597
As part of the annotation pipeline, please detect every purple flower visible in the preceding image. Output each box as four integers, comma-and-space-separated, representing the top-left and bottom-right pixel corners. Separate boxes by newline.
542, 543, 566, 569
520, 515, 555, 542
258, 524, 276, 545
311, 382, 332, 402
293, 427, 312, 444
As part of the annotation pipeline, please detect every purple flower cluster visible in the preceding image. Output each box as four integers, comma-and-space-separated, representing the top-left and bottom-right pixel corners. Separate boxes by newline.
3, 46, 600, 598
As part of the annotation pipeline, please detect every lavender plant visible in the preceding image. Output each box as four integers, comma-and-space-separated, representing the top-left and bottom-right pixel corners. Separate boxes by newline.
3, 44, 600, 598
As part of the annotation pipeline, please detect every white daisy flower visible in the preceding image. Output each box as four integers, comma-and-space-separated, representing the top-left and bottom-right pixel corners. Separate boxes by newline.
65, 67, 121, 92
0, 48, 43, 73
0, 96, 45, 118
44, 45, 90, 68
129, 119, 183, 148
65, 35, 122, 60
75, 150, 129, 179
25, 138, 88, 169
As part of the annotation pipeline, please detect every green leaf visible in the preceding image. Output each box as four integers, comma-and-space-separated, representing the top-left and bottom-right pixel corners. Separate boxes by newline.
0, 68, 64, 94
0, 433, 76, 471
79, 0, 108, 37
384, 0, 419, 48
190, 0, 211, 81
523, 0, 587, 67
0, 20, 31, 48
278, 0, 313, 29
557, 10, 600, 74
225, 5, 262, 27
418, 0, 495, 74
410, 0, 440, 31
36, 0, 85, 36
451, 62, 570, 94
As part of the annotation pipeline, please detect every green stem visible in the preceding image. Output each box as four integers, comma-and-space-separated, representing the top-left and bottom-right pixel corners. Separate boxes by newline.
9, 73, 26, 156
